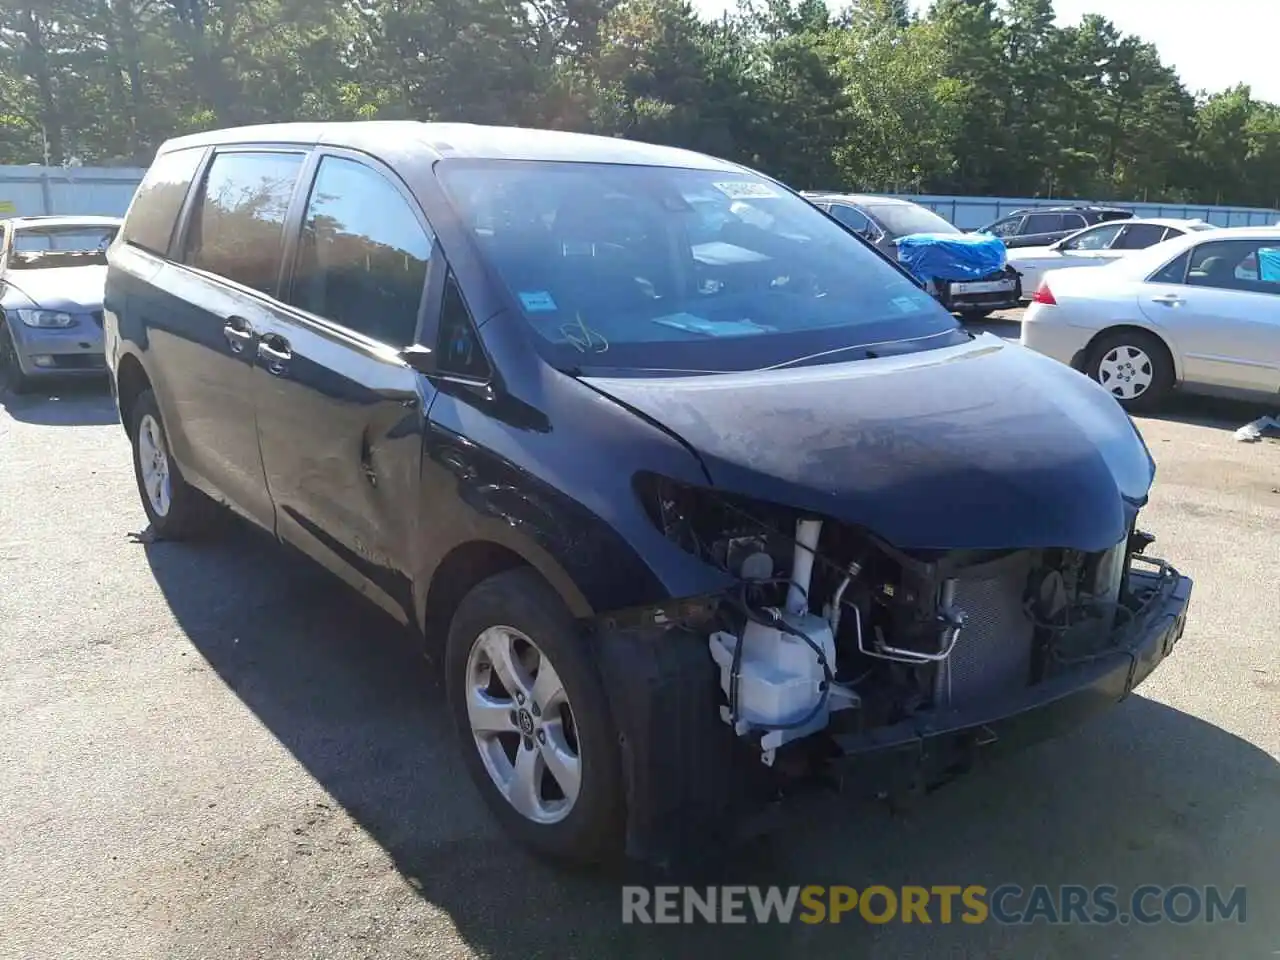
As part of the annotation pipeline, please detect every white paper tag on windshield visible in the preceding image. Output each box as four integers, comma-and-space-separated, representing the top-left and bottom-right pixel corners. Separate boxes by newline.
712, 181, 780, 200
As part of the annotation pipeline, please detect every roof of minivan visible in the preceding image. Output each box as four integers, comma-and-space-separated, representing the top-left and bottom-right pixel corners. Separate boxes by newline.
157, 122, 744, 172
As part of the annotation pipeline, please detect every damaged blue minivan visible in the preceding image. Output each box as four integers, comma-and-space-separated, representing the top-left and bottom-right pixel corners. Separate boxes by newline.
104, 122, 1192, 868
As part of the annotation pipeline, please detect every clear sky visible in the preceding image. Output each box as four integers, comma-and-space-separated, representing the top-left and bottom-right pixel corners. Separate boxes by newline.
689, 0, 1279, 103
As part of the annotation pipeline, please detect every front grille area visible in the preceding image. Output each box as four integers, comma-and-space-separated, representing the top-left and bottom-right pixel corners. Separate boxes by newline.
50, 354, 106, 370
938, 553, 1035, 708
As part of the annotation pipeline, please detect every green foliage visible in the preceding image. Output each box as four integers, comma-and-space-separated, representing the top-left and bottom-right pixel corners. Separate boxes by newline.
0, 0, 1274, 208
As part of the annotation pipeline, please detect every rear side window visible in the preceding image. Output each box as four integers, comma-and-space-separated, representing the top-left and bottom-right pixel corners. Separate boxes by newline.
1113, 223, 1167, 250
288, 156, 433, 346
1023, 213, 1062, 235
122, 148, 205, 256
184, 151, 304, 295
1061, 213, 1087, 230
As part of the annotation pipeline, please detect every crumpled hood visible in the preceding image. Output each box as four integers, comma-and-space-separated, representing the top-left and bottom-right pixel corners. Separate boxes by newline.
3, 265, 106, 311
583, 335, 1154, 552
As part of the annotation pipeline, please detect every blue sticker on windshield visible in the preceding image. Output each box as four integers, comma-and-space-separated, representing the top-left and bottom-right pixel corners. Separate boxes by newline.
519, 291, 558, 313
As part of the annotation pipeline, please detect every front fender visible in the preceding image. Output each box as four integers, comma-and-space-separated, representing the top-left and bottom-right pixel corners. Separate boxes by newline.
415, 387, 734, 630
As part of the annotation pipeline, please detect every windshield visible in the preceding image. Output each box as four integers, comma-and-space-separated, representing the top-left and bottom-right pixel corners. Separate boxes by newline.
9, 224, 118, 269
863, 202, 960, 238
439, 161, 961, 374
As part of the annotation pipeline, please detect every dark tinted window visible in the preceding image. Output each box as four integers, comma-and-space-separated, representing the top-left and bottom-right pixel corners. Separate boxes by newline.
437, 274, 491, 380
122, 147, 204, 256
1023, 213, 1062, 234
1149, 250, 1189, 284
827, 204, 871, 233
1113, 223, 1168, 250
1061, 213, 1088, 230
289, 156, 432, 346
184, 151, 304, 294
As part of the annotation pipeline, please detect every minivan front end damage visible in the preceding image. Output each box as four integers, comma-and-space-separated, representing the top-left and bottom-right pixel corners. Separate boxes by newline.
593, 477, 1192, 868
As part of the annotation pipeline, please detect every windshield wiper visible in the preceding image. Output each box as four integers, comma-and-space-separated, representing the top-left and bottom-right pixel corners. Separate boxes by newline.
759, 328, 958, 372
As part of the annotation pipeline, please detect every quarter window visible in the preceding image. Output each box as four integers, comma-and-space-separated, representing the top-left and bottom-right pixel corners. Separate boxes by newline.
184, 151, 305, 294
436, 273, 491, 380
289, 156, 433, 346
122, 147, 205, 256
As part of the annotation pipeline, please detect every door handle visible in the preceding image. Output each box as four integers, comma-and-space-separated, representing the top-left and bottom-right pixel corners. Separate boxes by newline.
257, 335, 292, 375
223, 315, 256, 353
1151, 294, 1185, 307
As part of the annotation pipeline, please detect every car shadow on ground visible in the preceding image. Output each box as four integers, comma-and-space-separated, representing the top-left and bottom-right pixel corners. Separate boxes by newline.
1140, 393, 1276, 434
0, 378, 117, 426
143, 520, 1280, 959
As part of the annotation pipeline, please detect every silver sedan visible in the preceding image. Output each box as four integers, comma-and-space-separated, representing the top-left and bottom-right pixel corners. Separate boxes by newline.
0, 215, 121, 392
1020, 226, 1280, 410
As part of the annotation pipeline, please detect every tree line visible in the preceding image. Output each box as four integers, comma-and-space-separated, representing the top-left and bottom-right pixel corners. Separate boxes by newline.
2, 0, 1278, 209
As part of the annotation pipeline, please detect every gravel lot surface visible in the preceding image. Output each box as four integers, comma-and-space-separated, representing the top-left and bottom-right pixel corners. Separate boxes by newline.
3, 322, 1278, 959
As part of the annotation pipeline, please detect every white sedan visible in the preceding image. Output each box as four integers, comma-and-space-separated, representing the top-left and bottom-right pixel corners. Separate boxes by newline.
1020, 226, 1280, 410
1008, 218, 1213, 296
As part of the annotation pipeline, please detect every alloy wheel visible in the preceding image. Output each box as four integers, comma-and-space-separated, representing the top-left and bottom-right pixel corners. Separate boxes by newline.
137, 413, 173, 517
465, 625, 582, 825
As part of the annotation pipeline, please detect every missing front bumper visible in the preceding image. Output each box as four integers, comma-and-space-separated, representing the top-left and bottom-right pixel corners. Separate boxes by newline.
827, 563, 1191, 787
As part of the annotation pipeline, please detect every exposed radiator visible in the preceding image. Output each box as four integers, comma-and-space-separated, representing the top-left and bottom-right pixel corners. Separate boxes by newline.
936, 552, 1035, 708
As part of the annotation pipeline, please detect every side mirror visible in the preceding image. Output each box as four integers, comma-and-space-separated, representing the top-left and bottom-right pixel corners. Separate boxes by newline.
401, 343, 437, 375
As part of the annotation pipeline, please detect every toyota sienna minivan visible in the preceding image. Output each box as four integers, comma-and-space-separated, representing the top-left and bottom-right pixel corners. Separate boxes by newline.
105, 122, 1192, 867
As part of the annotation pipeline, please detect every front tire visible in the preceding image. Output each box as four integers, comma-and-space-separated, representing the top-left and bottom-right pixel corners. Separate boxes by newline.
128, 389, 218, 538
1085, 329, 1173, 411
0, 323, 31, 394
445, 568, 625, 864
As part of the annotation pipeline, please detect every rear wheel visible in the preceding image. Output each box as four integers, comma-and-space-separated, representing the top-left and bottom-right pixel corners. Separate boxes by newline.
1085, 329, 1173, 411
445, 568, 625, 864
128, 389, 218, 538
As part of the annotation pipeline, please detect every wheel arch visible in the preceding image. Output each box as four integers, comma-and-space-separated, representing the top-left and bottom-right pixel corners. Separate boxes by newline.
1076, 323, 1182, 383
115, 350, 153, 428
419, 536, 594, 652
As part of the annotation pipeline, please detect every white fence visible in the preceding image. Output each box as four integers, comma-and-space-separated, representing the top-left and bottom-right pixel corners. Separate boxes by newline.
0, 165, 144, 218
4, 164, 1279, 230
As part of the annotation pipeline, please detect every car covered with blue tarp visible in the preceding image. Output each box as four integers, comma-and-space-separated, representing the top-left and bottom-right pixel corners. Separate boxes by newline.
804, 192, 1022, 318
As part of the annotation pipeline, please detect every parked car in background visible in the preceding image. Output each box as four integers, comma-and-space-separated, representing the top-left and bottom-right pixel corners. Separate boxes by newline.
105, 122, 1190, 867
1008, 218, 1214, 295
0, 215, 121, 392
980, 205, 1134, 249
1021, 226, 1280, 409
804, 192, 1020, 317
